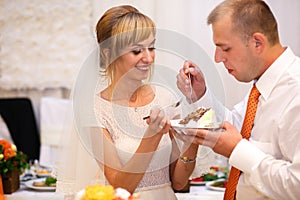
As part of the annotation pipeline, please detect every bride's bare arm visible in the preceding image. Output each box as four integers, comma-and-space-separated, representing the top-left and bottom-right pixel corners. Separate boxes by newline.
101, 109, 170, 193
169, 133, 199, 190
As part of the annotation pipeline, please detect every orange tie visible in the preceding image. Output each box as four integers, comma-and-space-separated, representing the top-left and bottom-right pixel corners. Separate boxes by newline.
223, 85, 260, 200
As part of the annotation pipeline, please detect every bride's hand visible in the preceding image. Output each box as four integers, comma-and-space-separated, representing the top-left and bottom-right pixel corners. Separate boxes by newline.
146, 107, 170, 136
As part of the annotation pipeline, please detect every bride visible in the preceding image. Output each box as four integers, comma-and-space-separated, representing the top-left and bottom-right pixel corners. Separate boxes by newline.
55, 5, 215, 199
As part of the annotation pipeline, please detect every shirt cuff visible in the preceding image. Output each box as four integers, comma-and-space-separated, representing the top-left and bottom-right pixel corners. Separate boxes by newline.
229, 139, 267, 174
192, 88, 214, 108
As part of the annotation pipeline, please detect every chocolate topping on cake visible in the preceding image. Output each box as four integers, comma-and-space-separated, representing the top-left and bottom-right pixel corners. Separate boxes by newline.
179, 107, 211, 125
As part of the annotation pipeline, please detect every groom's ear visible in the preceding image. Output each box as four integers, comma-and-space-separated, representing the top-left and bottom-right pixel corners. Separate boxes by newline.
251, 32, 265, 53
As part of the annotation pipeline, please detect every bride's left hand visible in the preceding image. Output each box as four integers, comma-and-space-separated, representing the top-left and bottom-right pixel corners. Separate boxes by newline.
146, 107, 170, 135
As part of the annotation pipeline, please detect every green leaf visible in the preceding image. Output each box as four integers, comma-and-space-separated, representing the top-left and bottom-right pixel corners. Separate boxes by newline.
45, 177, 57, 186
203, 173, 218, 181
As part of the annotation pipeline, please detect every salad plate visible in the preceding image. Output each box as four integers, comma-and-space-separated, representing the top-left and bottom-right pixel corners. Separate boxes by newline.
24, 178, 56, 191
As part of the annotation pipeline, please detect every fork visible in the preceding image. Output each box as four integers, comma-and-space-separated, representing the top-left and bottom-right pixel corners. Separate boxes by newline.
142, 98, 182, 120
188, 71, 193, 103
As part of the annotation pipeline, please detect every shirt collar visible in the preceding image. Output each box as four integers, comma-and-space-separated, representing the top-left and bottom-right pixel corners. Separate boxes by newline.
256, 47, 296, 100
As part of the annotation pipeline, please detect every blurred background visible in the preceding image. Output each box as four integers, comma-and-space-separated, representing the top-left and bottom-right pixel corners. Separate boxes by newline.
1, 0, 299, 117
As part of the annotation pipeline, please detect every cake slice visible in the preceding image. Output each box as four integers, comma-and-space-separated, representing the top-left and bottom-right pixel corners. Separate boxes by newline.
179, 107, 218, 128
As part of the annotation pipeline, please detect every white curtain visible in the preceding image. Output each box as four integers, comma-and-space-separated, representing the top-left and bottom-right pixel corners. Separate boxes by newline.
0, 0, 94, 90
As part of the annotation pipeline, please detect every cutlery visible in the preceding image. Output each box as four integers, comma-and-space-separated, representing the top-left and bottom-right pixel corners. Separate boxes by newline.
142, 98, 182, 120
188, 71, 193, 103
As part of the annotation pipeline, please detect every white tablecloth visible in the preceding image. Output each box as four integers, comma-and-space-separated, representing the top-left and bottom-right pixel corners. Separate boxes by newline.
175, 186, 224, 200
5, 185, 224, 200
5, 185, 64, 200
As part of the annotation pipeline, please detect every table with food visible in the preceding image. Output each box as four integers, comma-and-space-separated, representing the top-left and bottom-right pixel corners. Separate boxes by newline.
4, 106, 227, 200
5, 159, 226, 200
3, 161, 61, 200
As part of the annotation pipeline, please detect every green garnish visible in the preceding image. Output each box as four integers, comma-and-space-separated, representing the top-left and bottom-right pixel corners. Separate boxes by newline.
45, 177, 57, 186
203, 173, 218, 181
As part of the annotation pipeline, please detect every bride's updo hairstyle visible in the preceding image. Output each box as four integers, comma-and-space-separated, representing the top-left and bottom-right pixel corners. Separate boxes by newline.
96, 5, 156, 84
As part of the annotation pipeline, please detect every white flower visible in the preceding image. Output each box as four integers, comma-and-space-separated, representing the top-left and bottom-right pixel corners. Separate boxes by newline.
114, 188, 131, 199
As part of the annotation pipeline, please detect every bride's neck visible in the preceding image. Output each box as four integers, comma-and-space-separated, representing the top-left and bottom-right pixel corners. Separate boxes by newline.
103, 81, 154, 107
109, 81, 142, 99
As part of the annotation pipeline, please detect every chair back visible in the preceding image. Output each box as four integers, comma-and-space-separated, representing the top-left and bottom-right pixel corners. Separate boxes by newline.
0, 98, 40, 161
39, 97, 71, 167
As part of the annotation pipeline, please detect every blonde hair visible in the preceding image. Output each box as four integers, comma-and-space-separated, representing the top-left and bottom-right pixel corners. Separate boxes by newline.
96, 5, 156, 84
207, 0, 279, 45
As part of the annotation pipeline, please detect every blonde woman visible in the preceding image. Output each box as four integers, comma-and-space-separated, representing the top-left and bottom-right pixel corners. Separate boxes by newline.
92, 5, 212, 199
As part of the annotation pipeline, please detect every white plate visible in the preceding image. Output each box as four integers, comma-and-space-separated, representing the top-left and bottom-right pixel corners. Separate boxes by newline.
171, 119, 222, 130
24, 178, 56, 191
205, 179, 226, 192
189, 180, 210, 186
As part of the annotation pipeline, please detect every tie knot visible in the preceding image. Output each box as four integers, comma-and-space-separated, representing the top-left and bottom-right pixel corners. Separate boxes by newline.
250, 85, 260, 100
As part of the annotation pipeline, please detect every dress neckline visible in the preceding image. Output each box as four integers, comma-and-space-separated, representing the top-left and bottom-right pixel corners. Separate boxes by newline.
97, 85, 157, 111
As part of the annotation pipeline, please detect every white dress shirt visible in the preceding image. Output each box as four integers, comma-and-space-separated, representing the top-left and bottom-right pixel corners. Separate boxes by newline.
198, 47, 300, 199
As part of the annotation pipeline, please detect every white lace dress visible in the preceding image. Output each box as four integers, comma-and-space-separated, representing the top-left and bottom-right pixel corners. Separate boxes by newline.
94, 85, 215, 200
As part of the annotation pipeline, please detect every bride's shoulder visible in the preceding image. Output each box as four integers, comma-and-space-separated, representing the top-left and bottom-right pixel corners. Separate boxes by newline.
99, 87, 111, 101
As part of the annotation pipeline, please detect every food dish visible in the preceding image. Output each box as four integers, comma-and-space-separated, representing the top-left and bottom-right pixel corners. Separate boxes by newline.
189, 179, 209, 186
190, 176, 211, 186
75, 184, 140, 200
178, 107, 219, 128
24, 178, 56, 191
171, 119, 222, 130
171, 107, 222, 130
179, 107, 211, 125
205, 179, 226, 192
36, 171, 52, 178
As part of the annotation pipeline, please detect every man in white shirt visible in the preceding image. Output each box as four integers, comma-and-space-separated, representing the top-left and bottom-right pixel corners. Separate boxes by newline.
174, 0, 300, 199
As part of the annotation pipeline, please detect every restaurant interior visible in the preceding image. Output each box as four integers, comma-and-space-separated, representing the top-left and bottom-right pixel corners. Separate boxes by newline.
0, 0, 299, 199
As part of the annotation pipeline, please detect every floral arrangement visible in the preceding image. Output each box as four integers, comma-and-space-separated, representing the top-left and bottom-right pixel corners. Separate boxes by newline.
0, 139, 29, 175
75, 184, 140, 200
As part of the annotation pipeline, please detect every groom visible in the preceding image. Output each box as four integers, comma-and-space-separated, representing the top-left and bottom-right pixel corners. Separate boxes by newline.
174, 0, 300, 199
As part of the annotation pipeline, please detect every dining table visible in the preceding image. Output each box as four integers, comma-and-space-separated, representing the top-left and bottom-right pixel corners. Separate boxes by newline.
5, 183, 63, 200
5, 184, 224, 200
176, 185, 224, 200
